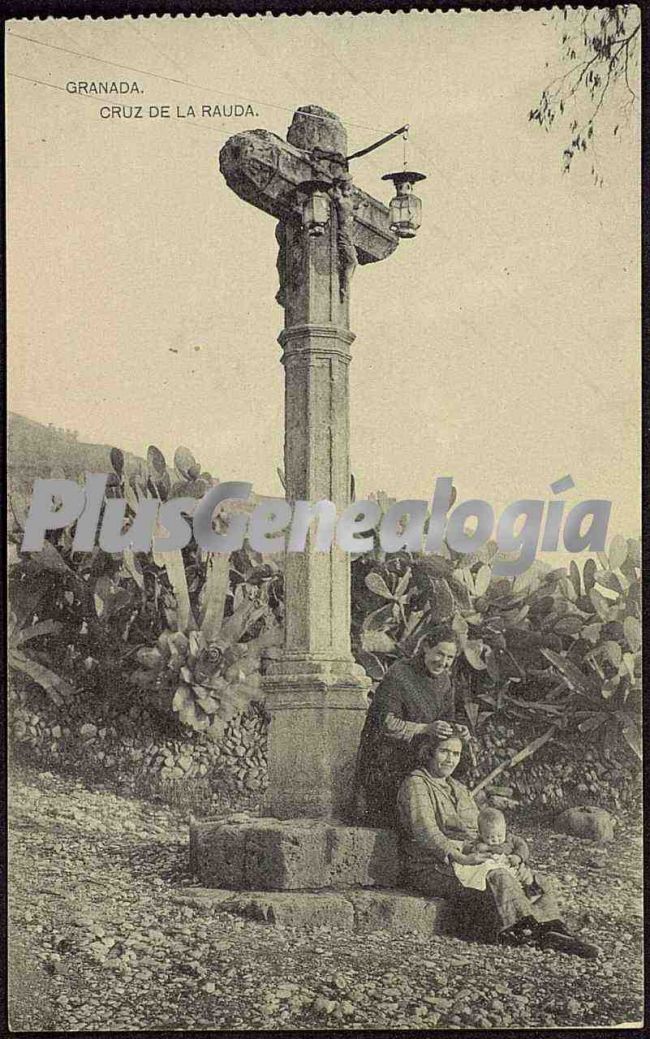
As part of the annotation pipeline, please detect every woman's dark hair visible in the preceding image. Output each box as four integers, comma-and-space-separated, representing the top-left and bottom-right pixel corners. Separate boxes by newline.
413, 727, 471, 778
412, 624, 458, 660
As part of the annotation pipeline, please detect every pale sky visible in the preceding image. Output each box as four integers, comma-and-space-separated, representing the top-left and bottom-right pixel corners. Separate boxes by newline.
6, 11, 641, 552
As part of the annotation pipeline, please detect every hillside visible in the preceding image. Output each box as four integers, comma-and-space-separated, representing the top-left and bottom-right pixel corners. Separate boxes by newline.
7, 413, 280, 523
8, 413, 149, 518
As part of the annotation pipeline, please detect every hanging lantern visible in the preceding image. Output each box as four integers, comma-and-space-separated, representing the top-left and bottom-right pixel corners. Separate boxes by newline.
301, 182, 331, 236
381, 171, 426, 239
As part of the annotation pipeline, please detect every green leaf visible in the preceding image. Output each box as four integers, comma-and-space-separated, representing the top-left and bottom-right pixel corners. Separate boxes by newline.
623, 616, 641, 653
34, 540, 74, 575
428, 578, 455, 621
394, 568, 412, 600
219, 602, 266, 646
165, 631, 189, 655
464, 639, 486, 670
473, 565, 491, 597
123, 478, 142, 515
594, 570, 621, 593
14, 619, 61, 644
559, 576, 577, 602
512, 568, 538, 596
540, 647, 598, 697
9, 649, 74, 701
365, 572, 395, 600
626, 538, 640, 567
412, 556, 452, 581
578, 714, 605, 733
581, 623, 602, 645
203, 674, 227, 692
608, 535, 628, 570
569, 560, 581, 598
621, 652, 637, 679
248, 622, 283, 653
188, 630, 204, 659
211, 678, 263, 728
476, 540, 498, 564
545, 568, 568, 583
361, 603, 395, 632
356, 650, 386, 680
589, 588, 612, 620
402, 609, 425, 639
172, 684, 193, 712
452, 612, 469, 641
93, 575, 112, 618
529, 594, 555, 616
465, 613, 484, 625
199, 553, 230, 642
122, 548, 145, 590
110, 447, 124, 475
180, 701, 211, 732
611, 569, 630, 593
554, 615, 584, 636
464, 701, 480, 730
193, 686, 220, 714
454, 568, 475, 594
136, 647, 163, 669
174, 446, 198, 481
361, 630, 397, 654
582, 558, 597, 594
152, 549, 196, 633
485, 647, 500, 681
602, 641, 622, 668
206, 716, 227, 739
619, 718, 641, 761
147, 444, 167, 475
502, 604, 530, 626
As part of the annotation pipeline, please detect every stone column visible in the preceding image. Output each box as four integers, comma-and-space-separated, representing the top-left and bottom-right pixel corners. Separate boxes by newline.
262, 111, 370, 821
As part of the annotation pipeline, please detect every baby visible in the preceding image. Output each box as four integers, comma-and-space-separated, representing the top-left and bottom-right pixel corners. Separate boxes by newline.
452, 807, 542, 896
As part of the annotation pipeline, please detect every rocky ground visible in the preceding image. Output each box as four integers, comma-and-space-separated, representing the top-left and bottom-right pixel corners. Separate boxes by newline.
9, 766, 643, 1032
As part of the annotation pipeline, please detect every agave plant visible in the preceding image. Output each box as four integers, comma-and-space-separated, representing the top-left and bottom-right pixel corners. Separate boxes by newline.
133, 599, 281, 736
540, 645, 641, 762
8, 609, 75, 706
115, 442, 279, 734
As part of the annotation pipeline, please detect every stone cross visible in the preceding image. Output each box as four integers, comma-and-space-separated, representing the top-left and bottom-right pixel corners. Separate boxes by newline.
220, 105, 401, 820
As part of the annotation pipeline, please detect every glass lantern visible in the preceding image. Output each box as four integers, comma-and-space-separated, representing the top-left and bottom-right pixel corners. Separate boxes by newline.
381, 171, 426, 238
301, 185, 331, 236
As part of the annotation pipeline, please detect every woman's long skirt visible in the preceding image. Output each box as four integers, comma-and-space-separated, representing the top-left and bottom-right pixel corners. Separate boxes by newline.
406, 865, 563, 942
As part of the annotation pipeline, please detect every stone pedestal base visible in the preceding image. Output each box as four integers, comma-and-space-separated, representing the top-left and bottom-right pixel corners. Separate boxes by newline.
187, 817, 456, 936
172, 886, 454, 936
261, 661, 370, 820
190, 817, 400, 890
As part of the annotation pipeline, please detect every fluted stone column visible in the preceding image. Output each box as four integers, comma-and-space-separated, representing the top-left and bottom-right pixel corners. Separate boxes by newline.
219, 105, 398, 820
263, 202, 370, 820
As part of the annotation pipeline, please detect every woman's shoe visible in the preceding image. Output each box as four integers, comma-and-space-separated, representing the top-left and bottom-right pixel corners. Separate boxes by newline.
538, 928, 601, 959
497, 920, 536, 948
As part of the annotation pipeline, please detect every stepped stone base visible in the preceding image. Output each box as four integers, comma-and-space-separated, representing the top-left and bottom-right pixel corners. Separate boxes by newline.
190, 817, 400, 891
172, 886, 454, 936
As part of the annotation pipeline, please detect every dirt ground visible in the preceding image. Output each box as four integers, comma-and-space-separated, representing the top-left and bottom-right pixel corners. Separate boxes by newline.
8, 766, 644, 1031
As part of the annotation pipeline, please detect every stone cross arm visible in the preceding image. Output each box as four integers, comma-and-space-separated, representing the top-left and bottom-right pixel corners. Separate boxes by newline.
219, 128, 398, 265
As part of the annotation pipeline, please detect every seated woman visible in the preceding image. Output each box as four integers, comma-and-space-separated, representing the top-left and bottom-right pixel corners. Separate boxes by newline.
397, 732, 599, 958
355, 627, 469, 828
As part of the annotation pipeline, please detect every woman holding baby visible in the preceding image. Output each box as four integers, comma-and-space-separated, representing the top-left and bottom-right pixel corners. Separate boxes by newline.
397, 731, 599, 958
